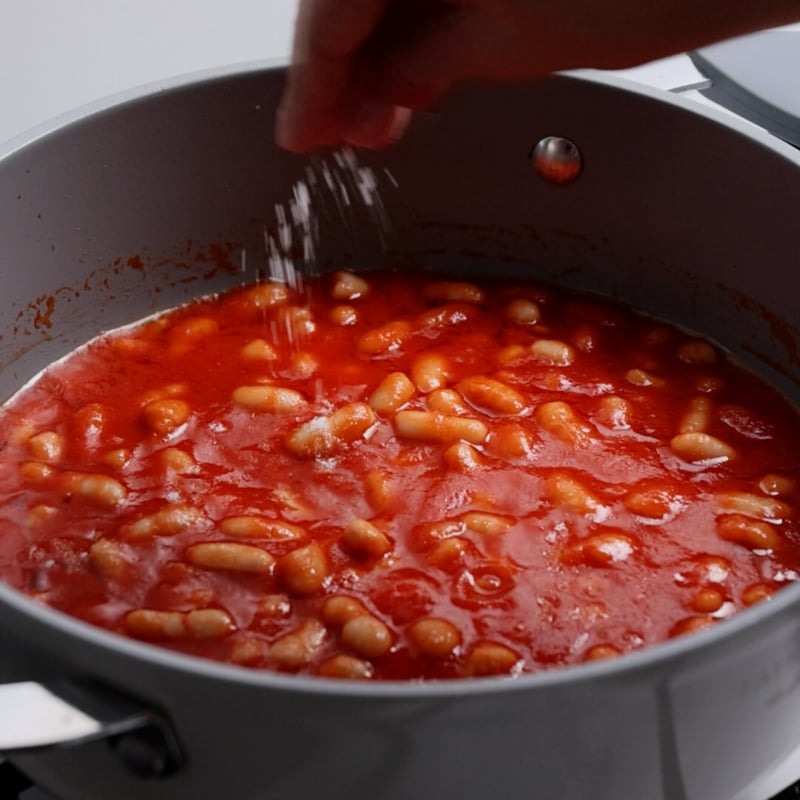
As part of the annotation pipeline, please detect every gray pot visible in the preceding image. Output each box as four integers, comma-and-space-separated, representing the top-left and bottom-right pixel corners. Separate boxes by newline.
1, 64, 800, 800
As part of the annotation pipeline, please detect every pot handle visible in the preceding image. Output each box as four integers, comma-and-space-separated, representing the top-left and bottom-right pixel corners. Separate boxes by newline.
0, 680, 182, 777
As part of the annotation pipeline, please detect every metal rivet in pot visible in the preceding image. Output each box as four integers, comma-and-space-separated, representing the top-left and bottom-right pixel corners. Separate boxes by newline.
109, 723, 183, 778
529, 136, 583, 184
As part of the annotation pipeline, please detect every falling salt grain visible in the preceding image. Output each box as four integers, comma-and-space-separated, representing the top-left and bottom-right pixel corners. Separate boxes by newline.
383, 167, 399, 189
276, 204, 292, 252
289, 180, 315, 265
355, 166, 377, 207
261, 146, 399, 348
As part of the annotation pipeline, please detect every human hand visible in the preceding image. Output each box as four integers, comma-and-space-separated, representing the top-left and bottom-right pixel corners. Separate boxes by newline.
275, 0, 800, 153
276, 0, 594, 153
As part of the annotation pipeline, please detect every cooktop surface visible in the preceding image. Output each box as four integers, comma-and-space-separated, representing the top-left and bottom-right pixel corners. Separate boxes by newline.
2, 759, 800, 800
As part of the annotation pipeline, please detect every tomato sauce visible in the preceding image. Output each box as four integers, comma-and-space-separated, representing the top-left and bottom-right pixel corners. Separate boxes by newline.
1, 267, 799, 680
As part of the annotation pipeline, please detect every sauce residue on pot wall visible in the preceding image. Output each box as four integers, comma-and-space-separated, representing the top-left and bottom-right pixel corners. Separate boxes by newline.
0, 241, 243, 381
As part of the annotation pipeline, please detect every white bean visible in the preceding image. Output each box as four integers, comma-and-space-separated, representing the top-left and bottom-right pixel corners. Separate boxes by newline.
394, 410, 487, 444
186, 542, 275, 573
671, 432, 735, 463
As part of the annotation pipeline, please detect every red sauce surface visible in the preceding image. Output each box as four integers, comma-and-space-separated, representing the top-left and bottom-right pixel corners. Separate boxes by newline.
1, 267, 800, 680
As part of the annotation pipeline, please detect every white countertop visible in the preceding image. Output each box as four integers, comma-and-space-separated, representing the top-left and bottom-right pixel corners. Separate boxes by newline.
1, 3, 799, 799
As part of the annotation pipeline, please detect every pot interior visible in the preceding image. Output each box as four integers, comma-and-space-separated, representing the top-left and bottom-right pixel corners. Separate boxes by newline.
1, 68, 799, 403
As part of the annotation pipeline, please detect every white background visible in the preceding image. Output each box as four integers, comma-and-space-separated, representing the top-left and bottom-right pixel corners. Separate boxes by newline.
0, 0, 297, 146
1, 2, 799, 798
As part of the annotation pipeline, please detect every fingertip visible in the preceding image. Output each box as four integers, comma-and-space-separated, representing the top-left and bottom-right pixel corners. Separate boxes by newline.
275, 90, 411, 153
388, 106, 412, 143
344, 103, 411, 150
274, 102, 296, 152
274, 98, 325, 154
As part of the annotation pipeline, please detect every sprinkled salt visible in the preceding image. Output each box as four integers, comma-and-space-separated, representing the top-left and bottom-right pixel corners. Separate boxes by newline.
265, 146, 397, 287
261, 147, 398, 352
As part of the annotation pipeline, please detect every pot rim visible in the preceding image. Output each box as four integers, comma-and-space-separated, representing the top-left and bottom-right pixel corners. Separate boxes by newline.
2, 60, 800, 699
1, 566, 798, 698
2, 59, 799, 169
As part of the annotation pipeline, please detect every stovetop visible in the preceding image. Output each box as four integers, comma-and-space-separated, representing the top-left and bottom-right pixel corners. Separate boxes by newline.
2, 759, 800, 800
